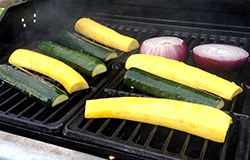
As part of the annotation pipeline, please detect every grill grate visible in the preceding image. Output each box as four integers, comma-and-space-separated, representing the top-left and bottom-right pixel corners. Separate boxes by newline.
63, 21, 250, 160
1, 7, 250, 159
0, 82, 96, 133
0, 18, 142, 134
1, 0, 250, 159
0, 53, 123, 133
64, 94, 249, 160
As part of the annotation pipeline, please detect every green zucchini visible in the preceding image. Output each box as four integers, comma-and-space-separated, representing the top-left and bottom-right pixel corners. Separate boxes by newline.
56, 30, 118, 62
0, 64, 69, 107
38, 41, 107, 77
123, 67, 224, 109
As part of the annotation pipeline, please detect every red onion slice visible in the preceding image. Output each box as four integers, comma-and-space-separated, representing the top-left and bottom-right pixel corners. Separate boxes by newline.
140, 37, 187, 61
193, 44, 249, 72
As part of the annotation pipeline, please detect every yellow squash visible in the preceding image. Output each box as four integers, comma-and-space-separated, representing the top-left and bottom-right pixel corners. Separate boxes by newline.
9, 49, 89, 94
125, 54, 243, 100
85, 97, 232, 143
75, 18, 140, 52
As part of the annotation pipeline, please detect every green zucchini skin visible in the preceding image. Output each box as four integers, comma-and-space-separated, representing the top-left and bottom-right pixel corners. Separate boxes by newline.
123, 68, 224, 109
0, 64, 69, 107
38, 41, 107, 77
56, 30, 118, 62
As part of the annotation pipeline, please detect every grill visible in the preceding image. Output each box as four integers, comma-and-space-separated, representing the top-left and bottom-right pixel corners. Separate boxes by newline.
0, 0, 250, 159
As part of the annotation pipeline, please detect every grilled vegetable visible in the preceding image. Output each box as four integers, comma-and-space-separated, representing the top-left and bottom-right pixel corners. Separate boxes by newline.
0, 64, 69, 107
9, 49, 89, 94
140, 36, 187, 61
125, 54, 243, 100
85, 97, 232, 143
38, 41, 107, 77
56, 30, 118, 62
75, 18, 140, 52
124, 68, 224, 109
193, 44, 249, 72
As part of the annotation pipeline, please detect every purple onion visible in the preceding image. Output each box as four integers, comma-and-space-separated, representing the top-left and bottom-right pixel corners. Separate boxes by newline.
193, 44, 249, 72
140, 37, 187, 61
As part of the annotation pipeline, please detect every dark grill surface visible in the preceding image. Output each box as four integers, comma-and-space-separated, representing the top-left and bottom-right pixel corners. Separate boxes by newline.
0, 55, 122, 133
65, 110, 249, 160
63, 21, 250, 160
1, 0, 250, 159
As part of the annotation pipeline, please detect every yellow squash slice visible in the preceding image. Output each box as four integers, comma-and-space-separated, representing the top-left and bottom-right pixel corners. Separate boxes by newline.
9, 49, 89, 94
85, 97, 232, 143
125, 54, 243, 100
75, 18, 140, 52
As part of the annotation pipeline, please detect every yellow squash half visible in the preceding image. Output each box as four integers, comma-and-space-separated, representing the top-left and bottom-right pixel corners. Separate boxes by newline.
9, 49, 89, 94
125, 54, 243, 100
75, 18, 140, 52
85, 97, 232, 143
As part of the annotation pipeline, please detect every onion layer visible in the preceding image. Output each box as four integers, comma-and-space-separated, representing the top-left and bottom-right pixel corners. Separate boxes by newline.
193, 44, 249, 72
140, 37, 187, 61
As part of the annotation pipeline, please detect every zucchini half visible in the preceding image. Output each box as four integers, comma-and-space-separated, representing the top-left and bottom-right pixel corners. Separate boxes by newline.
38, 41, 107, 77
0, 64, 69, 107
56, 30, 118, 62
124, 68, 224, 109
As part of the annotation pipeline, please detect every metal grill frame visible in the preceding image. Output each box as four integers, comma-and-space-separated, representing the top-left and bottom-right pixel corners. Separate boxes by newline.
0, 0, 250, 159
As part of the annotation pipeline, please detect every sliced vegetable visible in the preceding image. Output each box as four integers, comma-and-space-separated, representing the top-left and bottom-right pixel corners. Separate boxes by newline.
56, 30, 118, 62
38, 41, 107, 77
0, 64, 69, 107
75, 18, 140, 52
125, 54, 243, 100
140, 36, 187, 61
9, 49, 89, 94
124, 67, 224, 109
193, 44, 249, 72
85, 97, 232, 143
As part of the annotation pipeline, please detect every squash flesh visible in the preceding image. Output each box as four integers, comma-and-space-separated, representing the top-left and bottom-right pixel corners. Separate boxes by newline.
125, 54, 243, 100
75, 18, 140, 52
52, 94, 69, 107
85, 97, 232, 143
92, 64, 107, 77
9, 49, 89, 94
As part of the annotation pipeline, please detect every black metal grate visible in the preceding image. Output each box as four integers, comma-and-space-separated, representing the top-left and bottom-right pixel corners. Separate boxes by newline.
1, 0, 250, 158
63, 21, 250, 160
0, 17, 249, 159
0, 52, 123, 133
63, 89, 249, 159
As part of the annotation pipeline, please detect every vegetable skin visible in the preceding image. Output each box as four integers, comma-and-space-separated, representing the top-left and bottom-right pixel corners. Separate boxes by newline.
125, 54, 243, 100
75, 18, 140, 52
85, 97, 232, 143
